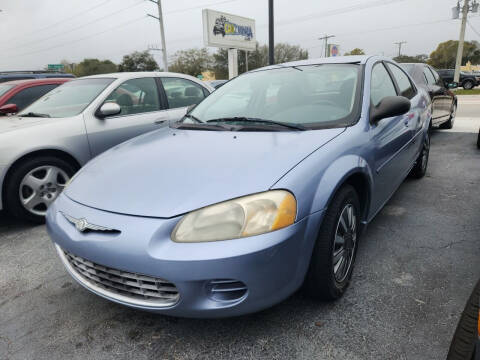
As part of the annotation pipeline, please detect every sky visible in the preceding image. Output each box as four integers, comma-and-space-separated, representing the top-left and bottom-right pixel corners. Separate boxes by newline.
0, 0, 479, 71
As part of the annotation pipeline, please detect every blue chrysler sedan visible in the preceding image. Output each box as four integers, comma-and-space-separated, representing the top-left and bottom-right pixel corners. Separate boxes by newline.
47, 56, 431, 318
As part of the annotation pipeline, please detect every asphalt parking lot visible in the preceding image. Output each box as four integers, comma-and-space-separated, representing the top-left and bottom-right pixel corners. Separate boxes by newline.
1, 97, 479, 360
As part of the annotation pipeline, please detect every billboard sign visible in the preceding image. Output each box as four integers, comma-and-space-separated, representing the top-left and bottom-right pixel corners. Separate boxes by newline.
328, 44, 340, 57
203, 9, 256, 51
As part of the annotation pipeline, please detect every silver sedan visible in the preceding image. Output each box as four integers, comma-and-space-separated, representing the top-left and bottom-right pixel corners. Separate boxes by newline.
0, 72, 213, 222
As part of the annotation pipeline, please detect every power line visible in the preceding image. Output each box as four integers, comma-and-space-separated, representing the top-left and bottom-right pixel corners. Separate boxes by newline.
5, 1, 144, 52
467, 20, 480, 36
165, 0, 239, 14
0, 0, 113, 44
8, 16, 146, 59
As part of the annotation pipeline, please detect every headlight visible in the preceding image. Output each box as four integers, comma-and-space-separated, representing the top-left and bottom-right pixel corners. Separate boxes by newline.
172, 190, 297, 242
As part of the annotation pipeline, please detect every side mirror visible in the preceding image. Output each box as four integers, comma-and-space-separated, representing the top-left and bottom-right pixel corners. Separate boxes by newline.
371, 96, 411, 123
97, 102, 121, 118
0, 103, 19, 115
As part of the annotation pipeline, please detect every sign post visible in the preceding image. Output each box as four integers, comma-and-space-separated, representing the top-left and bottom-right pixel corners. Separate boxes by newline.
203, 9, 256, 79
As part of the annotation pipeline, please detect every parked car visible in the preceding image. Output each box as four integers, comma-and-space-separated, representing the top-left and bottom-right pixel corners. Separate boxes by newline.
447, 278, 480, 360
437, 69, 480, 90
206, 79, 228, 89
46, 56, 431, 317
0, 72, 214, 222
0, 72, 75, 83
401, 63, 457, 129
0, 78, 71, 116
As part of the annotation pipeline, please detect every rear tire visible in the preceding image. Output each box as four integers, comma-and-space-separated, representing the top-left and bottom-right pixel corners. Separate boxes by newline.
304, 185, 360, 301
4, 156, 77, 224
440, 103, 456, 130
446, 279, 480, 360
409, 130, 430, 179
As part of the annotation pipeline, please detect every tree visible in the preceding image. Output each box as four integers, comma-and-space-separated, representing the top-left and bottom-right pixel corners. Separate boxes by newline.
344, 48, 365, 56
393, 54, 428, 63
428, 40, 480, 69
71, 58, 117, 77
212, 42, 308, 79
118, 51, 159, 72
169, 48, 213, 76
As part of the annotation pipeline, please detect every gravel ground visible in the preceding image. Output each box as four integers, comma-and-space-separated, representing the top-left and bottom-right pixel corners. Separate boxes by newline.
0, 114, 479, 360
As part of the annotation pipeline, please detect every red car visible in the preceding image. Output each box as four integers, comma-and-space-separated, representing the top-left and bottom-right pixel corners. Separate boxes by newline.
0, 78, 71, 115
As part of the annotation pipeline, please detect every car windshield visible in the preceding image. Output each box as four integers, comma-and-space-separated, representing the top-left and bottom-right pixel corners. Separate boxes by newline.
0, 84, 15, 97
188, 64, 361, 130
18, 78, 114, 118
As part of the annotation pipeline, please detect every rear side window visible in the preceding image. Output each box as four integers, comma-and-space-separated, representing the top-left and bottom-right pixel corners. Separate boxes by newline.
386, 63, 416, 99
7, 84, 58, 111
423, 68, 436, 85
371, 63, 397, 107
161, 77, 206, 109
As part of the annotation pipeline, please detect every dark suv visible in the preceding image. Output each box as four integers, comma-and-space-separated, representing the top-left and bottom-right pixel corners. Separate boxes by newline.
438, 69, 480, 90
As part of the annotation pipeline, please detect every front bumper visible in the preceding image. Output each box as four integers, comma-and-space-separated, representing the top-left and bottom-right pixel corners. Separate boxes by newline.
47, 194, 323, 318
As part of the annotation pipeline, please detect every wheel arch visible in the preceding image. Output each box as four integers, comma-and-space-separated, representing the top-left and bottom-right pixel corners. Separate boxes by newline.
1, 149, 81, 209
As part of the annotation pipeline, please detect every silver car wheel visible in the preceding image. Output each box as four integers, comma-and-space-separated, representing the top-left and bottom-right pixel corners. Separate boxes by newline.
333, 204, 357, 283
19, 165, 70, 216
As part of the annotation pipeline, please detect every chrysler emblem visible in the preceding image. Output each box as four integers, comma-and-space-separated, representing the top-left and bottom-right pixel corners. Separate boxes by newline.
61, 212, 118, 233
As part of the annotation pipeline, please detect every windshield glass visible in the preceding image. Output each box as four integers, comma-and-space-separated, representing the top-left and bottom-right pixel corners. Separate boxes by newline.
189, 64, 361, 129
0, 84, 15, 97
19, 78, 114, 118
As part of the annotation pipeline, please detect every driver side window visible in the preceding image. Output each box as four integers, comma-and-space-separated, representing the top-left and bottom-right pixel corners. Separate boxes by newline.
371, 63, 397, 107
104, 77, 160, 116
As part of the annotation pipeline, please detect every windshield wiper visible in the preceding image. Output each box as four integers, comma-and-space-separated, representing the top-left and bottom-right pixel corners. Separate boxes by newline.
20, 112, 51, 118
172, 122, 233, 131
182, 113, 202, 123
206, 117, 307, 131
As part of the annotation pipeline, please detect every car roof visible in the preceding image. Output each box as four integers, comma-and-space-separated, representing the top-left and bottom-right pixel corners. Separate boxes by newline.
79, 71, 215, 91
1, 78, 71, 86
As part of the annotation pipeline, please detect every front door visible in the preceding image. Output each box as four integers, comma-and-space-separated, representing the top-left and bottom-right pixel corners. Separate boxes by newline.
84, 77, 168, 157
369, 62, 414, 213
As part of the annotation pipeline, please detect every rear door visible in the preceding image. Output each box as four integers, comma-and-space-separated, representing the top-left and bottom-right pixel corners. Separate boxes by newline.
429, 66, 454, 117
84, 77, 169, 157
370, 62, 414, 212
159, 77, 210, 122
423, 66, 447, 123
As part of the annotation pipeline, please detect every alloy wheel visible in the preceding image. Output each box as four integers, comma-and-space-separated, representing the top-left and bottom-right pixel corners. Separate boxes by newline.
333, 203, 357, 283
19, 165, 70, 216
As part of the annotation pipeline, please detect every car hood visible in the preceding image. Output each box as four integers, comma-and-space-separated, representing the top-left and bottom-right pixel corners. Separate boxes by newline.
65, 126, 345, 217
0, 116, 47, 134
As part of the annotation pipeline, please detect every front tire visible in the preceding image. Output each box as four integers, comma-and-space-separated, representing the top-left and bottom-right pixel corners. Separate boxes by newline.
409, 130, 430, 179
304, 185, 360, 301
4, 156, 77, 223
463, 80, 474, 90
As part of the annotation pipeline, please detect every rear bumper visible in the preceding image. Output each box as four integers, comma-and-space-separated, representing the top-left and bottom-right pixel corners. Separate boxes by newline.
47, 194, 324, 318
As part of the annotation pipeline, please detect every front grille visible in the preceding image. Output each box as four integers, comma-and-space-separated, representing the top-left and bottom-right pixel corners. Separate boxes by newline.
59, 247, 179, 307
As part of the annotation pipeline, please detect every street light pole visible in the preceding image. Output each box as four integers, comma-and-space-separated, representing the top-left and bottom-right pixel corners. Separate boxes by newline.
454, 0, 469, 83
268, 0, 274, 65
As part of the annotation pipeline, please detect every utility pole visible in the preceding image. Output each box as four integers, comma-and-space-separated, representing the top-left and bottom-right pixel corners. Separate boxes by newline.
319, 35, 335, 57
394, 41, 407, 57
268, 0, 274, 65
147, 0, 168, 71
452, 0, 479, 82
454, 0, 469, 83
